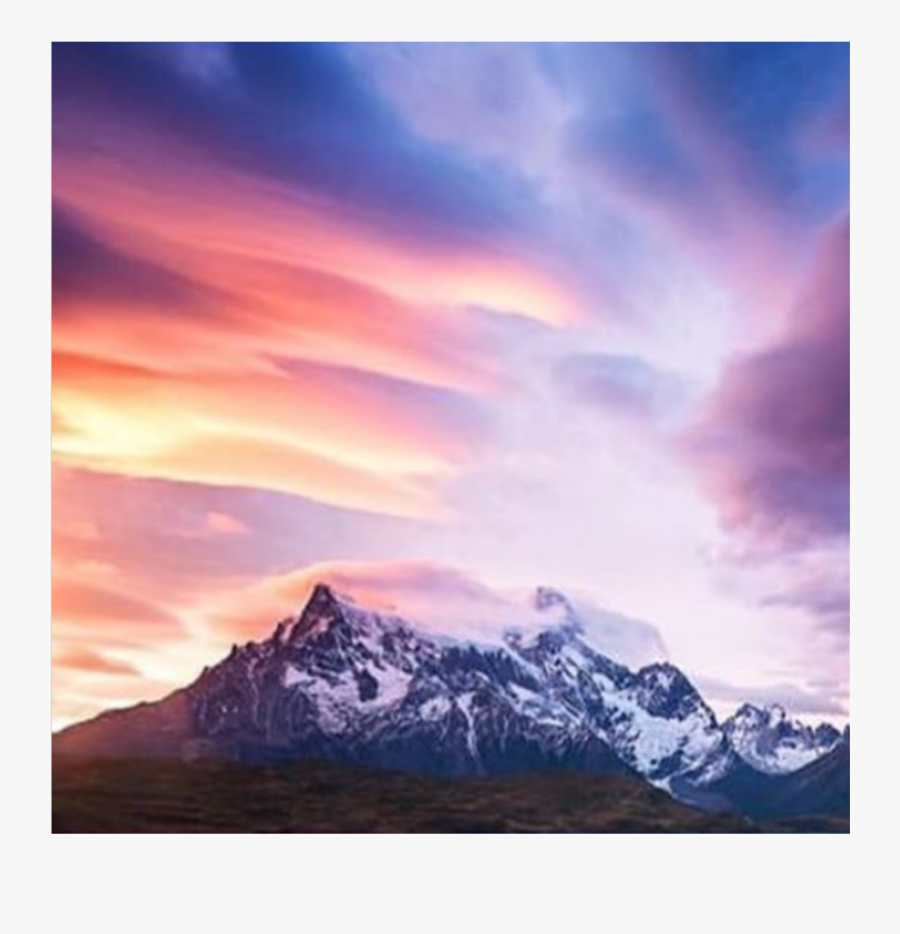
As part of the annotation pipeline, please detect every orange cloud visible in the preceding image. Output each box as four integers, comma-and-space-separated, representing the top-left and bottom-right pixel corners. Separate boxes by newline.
53, 645, 140, 677
51, 135, 573, 517
198, 559, 489, 646
52, 519, 198, 728
54, 140, 575, 334
51, 117, 581, 725
51, 350, 486, 518
52, 574, 184, 645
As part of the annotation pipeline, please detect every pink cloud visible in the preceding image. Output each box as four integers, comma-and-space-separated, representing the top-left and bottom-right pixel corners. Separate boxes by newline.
197, 559, 666, 669
684, 218, 849, 549
205, 511, 248, 536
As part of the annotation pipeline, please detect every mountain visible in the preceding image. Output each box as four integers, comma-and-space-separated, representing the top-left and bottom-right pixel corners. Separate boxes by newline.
722, 703, 841, 774
767, 735, 850, 816
54, 582, 846, 816
701, 733, 850, 819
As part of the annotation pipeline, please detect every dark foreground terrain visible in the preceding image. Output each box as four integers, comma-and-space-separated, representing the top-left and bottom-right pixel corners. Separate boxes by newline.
52, 757, 847, 833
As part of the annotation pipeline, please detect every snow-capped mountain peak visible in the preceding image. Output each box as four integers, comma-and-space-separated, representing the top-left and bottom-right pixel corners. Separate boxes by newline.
722, 703, 841, 775
180, 583, 742, 790
288, 583, 335, 640
54, 581, 846, 810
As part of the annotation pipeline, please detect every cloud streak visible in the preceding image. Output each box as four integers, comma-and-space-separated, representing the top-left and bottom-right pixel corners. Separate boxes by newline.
52, 43, 850, 727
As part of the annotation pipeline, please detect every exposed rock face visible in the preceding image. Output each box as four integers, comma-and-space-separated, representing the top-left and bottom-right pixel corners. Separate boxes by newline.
54, 583, 847, 817
722, 703, 842, 775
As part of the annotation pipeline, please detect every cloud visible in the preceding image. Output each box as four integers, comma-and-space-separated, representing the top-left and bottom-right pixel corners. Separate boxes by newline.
51, 575, 184, 645
649, 43, 850, 221
51, 42, 589, 526
52, 349, 490, 518
684, 219, 849, 663
560, 44, 849, 315
52, 206, 208, 313
685, 218, 849, 549
553, 352, 690, 425
52, 645, 140, 677
51, 175, 570, 380
555, 596, 668, 669
51, 52, 580, 522
347, 43, 571, 180
51, 464, 420, 593
204, 511, 248, 536
759, 548, 849, 641
351, 43, 847, 324
693, 674, 848, 720
52, 43, 546, 247
51, 44, 851, 728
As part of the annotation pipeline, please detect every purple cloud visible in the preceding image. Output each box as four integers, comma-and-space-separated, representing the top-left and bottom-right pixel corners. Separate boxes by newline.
553, 352, 689, 424
686, 218, 849, 548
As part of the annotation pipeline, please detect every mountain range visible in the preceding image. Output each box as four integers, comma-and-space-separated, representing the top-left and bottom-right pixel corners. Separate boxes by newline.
53, 583, 849, 820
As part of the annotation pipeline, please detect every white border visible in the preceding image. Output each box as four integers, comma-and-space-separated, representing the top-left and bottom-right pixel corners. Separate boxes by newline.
3, 9, 891, 930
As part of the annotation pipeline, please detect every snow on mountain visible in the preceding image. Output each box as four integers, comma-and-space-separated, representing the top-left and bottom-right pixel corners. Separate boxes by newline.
722, 703, 842, 775
55, 581, 843, 809
177, 583, 733, 790
216, 561, 668, 670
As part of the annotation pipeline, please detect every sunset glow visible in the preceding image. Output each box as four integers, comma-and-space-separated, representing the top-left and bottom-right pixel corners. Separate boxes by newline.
52, 43, 849, 730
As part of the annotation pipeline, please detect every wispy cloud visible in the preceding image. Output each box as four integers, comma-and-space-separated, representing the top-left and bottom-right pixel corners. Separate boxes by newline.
52, 43, 850, 726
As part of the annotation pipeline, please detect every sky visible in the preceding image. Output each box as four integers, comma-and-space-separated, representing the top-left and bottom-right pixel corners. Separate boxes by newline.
51, 42, 850, 729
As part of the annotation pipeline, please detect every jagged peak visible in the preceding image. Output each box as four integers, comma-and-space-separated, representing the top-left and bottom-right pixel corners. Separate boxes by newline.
731, 702, 767, 721
288, 582, 354, 642
730, 702, 788, 725
308, 582, 340, 605
726, 704, 844, 745
638, 661, 686, 683
271, 619, 291, 644
533, 586, 573, 613
635, 662, 703, 706
639, 661, 680, 675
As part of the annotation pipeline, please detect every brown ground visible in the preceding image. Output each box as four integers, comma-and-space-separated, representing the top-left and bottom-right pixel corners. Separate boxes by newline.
52, 756, 779, 833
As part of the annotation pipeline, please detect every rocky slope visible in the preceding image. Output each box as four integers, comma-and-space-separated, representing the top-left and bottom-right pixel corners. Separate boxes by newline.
54, 583, 847, 816
722, 703, 841, 774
